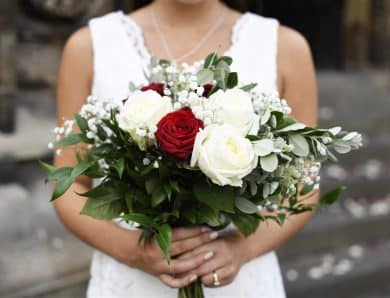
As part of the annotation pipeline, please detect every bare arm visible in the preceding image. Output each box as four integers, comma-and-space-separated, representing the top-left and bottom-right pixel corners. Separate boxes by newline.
237, 25, 319, 263
53, 27, 138, 263
54, 28, 217, 288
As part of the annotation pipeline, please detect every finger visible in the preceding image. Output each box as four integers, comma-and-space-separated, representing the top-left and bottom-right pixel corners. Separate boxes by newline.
171, 231, 218, 256
193, 256, 226, 277
159, 273, 198, 289
201, 266, 235, 287
164, 251, 214, 275
172, 226, 211, 242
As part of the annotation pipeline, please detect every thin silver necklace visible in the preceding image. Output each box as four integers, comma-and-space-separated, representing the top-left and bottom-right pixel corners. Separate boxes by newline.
151, 6, 228, 63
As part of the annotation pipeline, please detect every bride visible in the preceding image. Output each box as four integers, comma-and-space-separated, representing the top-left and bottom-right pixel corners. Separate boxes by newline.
54, 0, 318, 297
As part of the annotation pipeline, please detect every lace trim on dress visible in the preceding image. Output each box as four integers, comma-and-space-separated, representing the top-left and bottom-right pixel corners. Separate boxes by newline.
117, 10, 251, 67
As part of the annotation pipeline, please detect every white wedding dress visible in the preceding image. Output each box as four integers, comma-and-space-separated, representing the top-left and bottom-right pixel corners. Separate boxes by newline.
86, 11, 286, 298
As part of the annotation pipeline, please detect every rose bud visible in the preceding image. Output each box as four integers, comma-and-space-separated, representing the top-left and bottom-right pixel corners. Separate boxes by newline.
156, 108, 203, 160
141, 82, 165, 96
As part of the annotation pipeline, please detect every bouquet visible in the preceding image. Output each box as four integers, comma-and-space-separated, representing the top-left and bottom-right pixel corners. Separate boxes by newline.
41, 52, 362, 298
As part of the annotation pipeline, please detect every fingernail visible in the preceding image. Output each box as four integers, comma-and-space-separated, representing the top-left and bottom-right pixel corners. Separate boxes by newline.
201, 226, 212, 232
204, 251, 214, 260
189, 274, 198, 282
209, 231, 219, 240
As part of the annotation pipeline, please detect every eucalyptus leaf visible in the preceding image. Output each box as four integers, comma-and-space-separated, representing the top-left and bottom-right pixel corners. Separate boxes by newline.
289, 134, 310, 157
197, 69, 214, 85
253, 139, 274, 157
277, 123, 306, 133
235, 197, 258, 214
333, 140, 351, 154
260, 154, 278, 172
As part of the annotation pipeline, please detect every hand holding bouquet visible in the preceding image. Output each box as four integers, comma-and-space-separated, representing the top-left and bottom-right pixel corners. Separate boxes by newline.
42, 52, 362, 297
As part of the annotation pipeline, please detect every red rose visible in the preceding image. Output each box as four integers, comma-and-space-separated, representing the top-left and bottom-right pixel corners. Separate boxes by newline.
156, 108, 203, 160
141, 82, 165, 96
203, 83, 214, 97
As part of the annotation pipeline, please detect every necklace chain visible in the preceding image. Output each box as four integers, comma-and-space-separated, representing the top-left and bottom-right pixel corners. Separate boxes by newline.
151, 6, 228, 63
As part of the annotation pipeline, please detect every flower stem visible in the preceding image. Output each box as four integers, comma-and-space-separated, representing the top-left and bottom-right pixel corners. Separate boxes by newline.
178, 280, 205, 298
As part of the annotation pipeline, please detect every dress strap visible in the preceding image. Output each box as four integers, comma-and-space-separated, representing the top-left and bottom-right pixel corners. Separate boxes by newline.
88, 12, 147, 99
230, 13, 280, 92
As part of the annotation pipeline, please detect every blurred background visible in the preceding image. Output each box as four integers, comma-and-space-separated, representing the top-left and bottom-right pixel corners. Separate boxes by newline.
0, 0, 389, 297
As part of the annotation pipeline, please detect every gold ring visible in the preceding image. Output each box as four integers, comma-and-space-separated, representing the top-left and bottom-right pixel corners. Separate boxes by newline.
213, 271, 220, 286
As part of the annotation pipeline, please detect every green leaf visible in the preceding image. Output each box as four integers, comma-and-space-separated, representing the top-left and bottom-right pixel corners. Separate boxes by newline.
320, 186, 346, 205
235, 197, 258, 214
56, 134, 83, 147
52, 176, 75, 201
39, 160, 57, 175
81, 197, 123, 220
71, 159, 95, 179
75, 113, 88, 133
231, 213, 260, 236
96, 125, 107, 141
197, 69, 214, 85
240, 83, 257, 92
197, 205, 222, 227
217, 56, 233, 66
204, 52, 217, 68
276, 123, 306, 133
194, 180, 235, 213
300, 183, 315, 196
121, 213, 155, 227
155, 224, 172, 261
46, 166, 73, 182
260, 154, 278, 172
151, 184, 167, 207
125, 191, 134, 212
78, 182, 125, 201
227, 72, 238, 89
159, 59, 171, 67
145, 176, 160, 195
289, 134, 310, 157
113, 158, 125, 178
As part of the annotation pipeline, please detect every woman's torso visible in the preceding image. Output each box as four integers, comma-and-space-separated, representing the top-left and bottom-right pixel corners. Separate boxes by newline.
87, 10, 286, 298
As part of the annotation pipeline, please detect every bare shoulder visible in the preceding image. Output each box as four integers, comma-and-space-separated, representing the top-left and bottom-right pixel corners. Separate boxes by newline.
276, 25, 317, 126
277, 25, 313, 70
58, 26, 93, 95
62, 26, 93, 68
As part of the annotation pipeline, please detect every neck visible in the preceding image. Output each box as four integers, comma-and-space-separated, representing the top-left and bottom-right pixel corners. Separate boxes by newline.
151, 0, 225, 27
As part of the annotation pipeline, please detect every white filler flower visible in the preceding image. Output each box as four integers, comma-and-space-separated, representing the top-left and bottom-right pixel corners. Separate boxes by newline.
191, 124, 258, 187
206, 88, 259, 135
117, 90, 172, 149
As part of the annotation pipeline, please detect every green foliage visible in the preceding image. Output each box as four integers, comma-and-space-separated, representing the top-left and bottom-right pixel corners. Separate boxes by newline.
155, 224, 172, 261
194, 180, 236, 213
320, 186, 346, 205
55, 134, 83, 146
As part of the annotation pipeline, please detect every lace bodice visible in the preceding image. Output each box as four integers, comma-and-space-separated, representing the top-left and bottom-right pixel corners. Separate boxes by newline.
87, 11, 285, 298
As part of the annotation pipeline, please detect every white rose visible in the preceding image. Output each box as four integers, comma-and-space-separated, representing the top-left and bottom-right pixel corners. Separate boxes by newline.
191, 124, 258, 187
117, 90, 172, 149
206, 88, 259, 135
